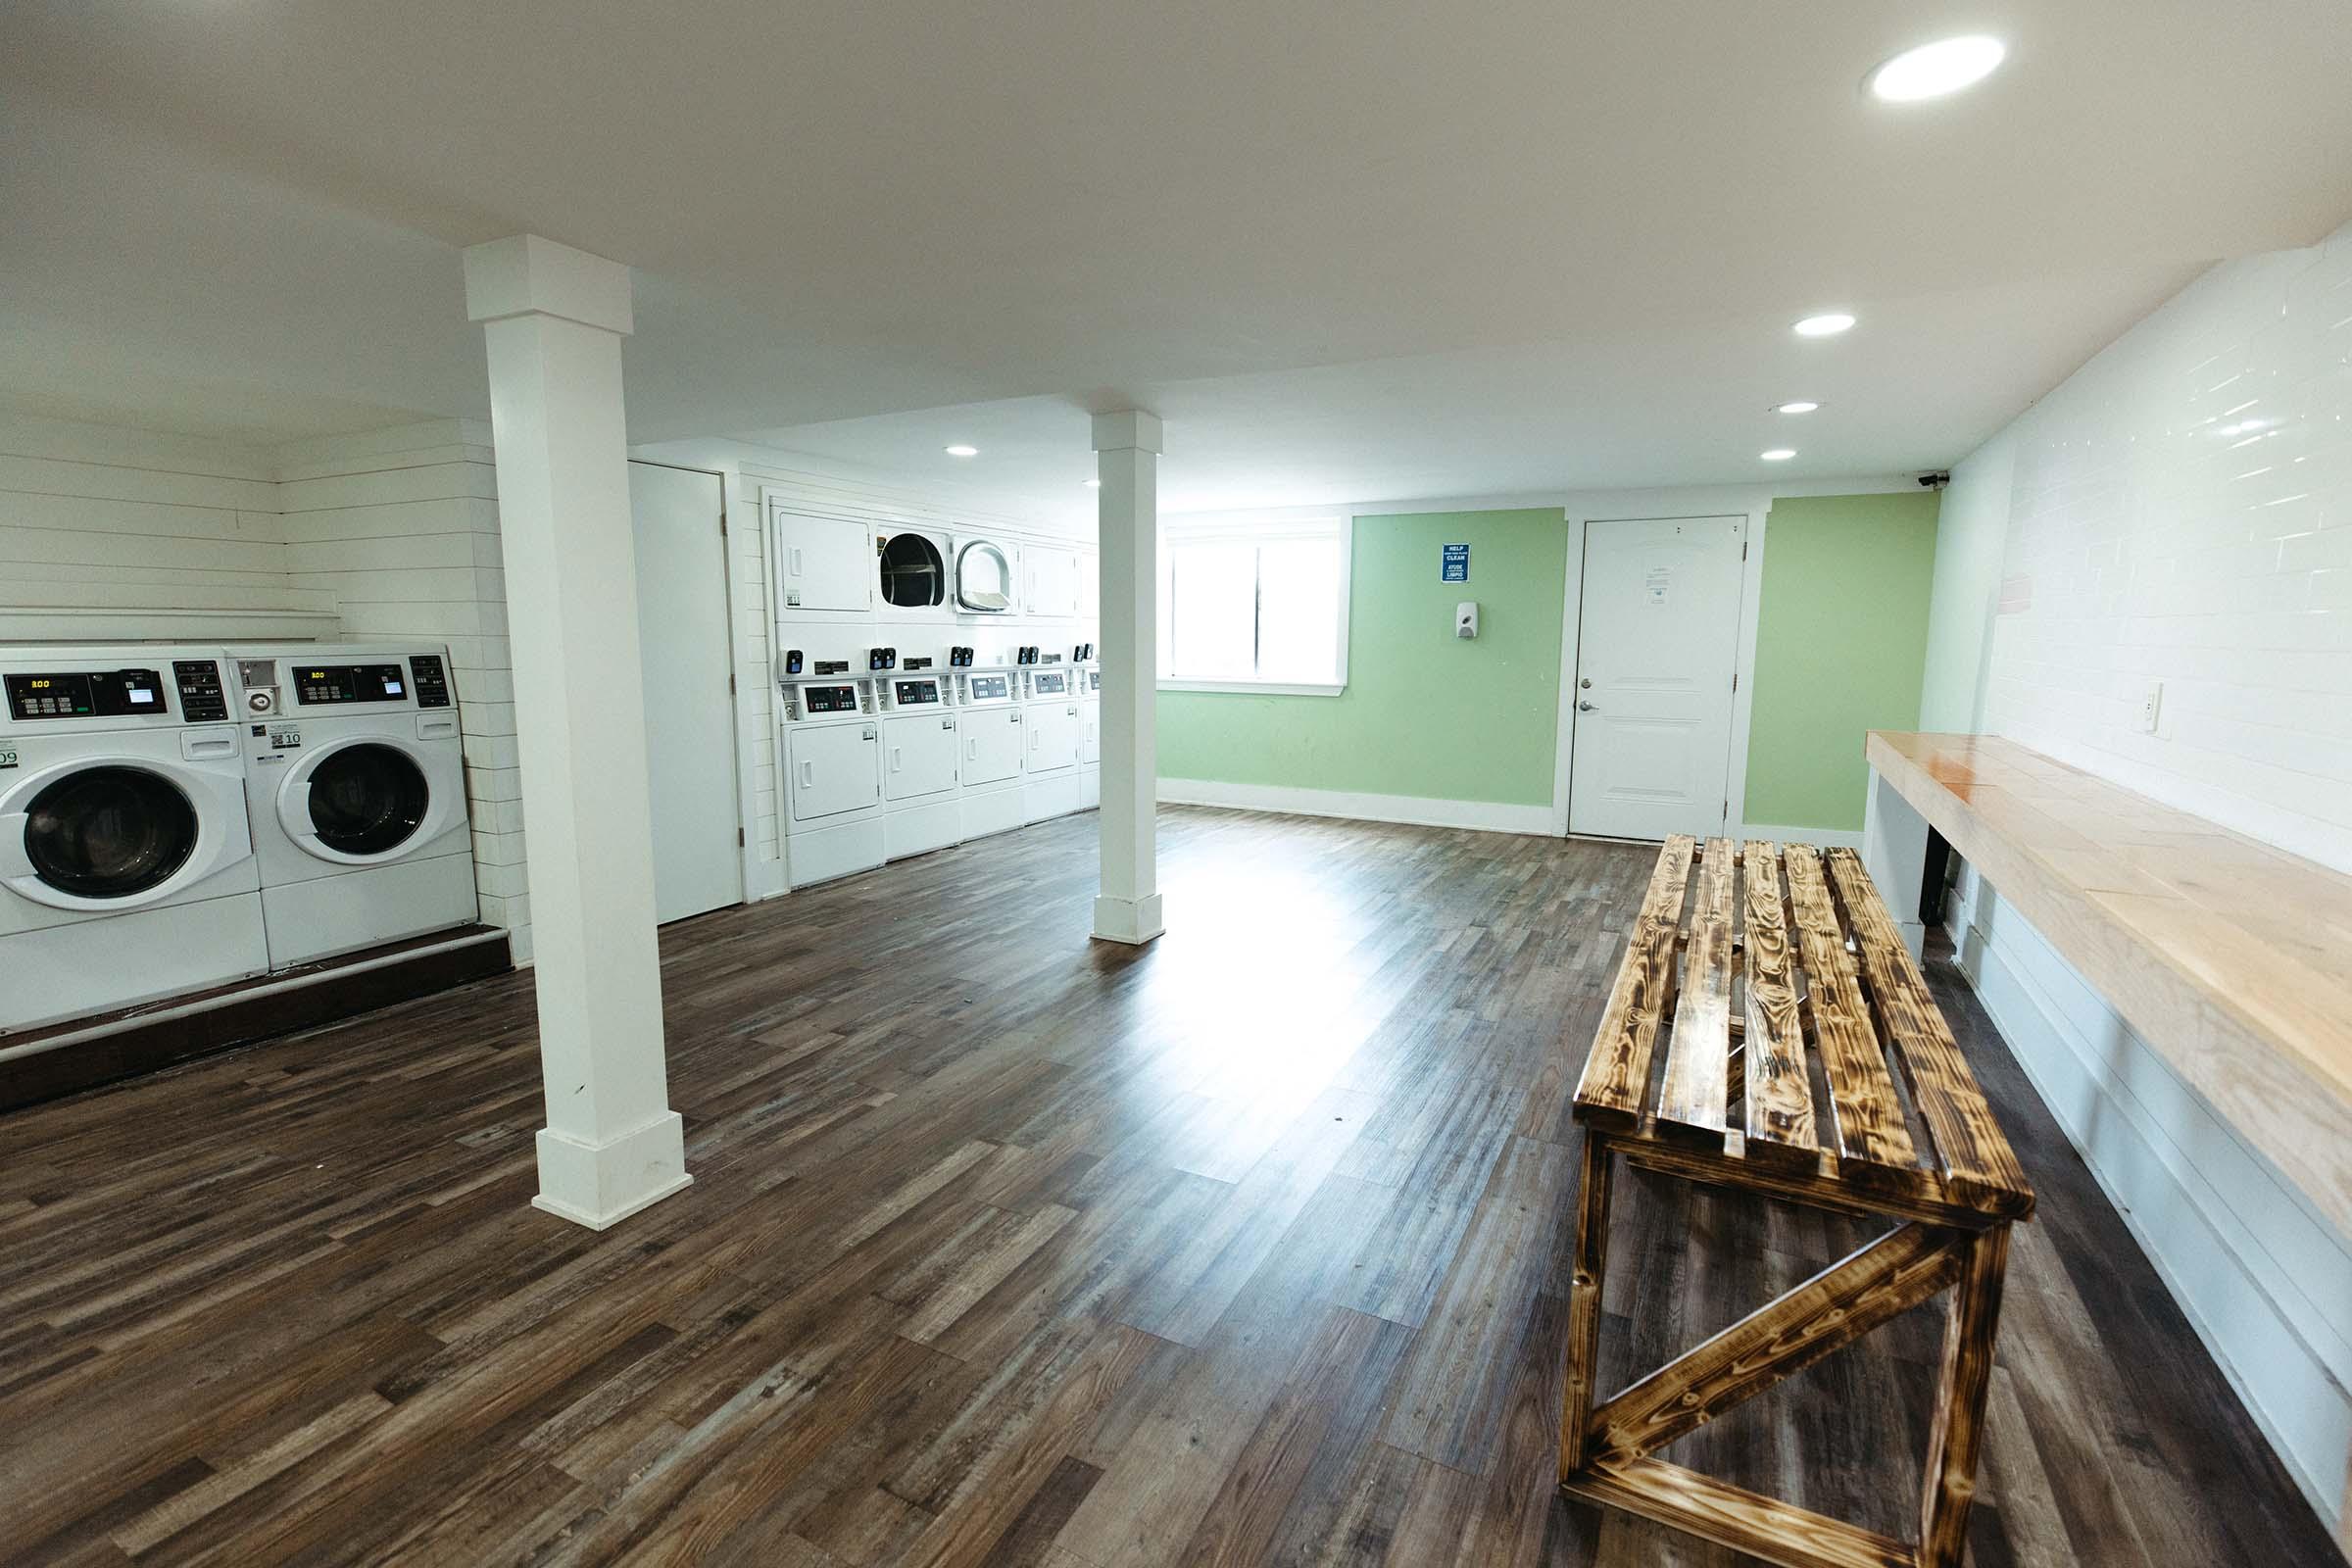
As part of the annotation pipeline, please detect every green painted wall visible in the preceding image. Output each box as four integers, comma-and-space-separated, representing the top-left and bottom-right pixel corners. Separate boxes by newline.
1156, 509, 1566, 805
1741, 492, 1941, 830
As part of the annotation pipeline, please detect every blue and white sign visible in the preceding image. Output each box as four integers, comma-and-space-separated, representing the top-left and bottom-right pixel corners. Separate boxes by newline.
1441, 542, 1470, 583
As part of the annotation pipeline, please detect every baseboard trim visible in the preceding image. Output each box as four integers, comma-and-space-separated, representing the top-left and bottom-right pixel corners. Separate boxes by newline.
1736, 821, 1865, 850
1945, 891, 2351, 1532
1156, 777, 1555, 836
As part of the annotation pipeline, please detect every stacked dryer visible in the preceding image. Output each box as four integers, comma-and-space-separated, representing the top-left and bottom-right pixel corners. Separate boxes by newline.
227, 645, 477, 968
0, 646, 266, 1032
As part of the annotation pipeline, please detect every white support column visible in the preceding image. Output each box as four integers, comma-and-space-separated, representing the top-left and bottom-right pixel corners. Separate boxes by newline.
463, 234, 690, 1230
1092, 410, 1165, 945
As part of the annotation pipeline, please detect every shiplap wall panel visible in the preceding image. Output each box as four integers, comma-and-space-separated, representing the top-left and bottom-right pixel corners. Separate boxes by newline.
273, 420, 530, 958
0, 415, 328, 640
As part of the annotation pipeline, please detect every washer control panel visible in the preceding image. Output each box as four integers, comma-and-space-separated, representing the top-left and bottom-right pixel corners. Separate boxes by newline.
963, 672, 1011, 704
802, 682, 860, 715
409, 655, 453, 709
5, 668, 166, 721
172, 660, 228, 722
293, 662, 411, 707
1029, 670, 1068, 697
893, 678, 942, 708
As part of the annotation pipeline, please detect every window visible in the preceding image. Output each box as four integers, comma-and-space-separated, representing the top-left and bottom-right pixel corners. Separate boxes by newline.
1157, 516, 1350, 694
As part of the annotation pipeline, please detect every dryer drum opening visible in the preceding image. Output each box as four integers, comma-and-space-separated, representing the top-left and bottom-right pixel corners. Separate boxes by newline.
25, 765, 198, 899
308, 744, 429, 856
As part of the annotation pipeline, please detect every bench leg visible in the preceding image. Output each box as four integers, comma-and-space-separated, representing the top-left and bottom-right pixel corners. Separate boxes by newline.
1919, 1224, 2009, 1567
1559, 1130, 1616, 1481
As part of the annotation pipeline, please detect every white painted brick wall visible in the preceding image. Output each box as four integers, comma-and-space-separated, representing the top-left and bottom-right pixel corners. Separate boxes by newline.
1982, 219, 2352, 872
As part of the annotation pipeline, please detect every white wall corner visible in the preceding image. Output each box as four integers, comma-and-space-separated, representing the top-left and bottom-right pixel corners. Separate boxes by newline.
463, 234, 634, 334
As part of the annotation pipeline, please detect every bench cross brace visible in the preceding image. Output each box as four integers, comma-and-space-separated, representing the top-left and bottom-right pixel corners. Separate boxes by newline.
1559, 1131, 2011, 1568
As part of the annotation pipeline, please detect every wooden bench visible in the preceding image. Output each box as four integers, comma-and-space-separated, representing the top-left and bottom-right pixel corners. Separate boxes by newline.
1560, 836, 2034, 1568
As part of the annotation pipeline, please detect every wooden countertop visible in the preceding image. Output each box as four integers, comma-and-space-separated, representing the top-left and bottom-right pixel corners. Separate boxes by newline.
1867, 731, 2352, 1244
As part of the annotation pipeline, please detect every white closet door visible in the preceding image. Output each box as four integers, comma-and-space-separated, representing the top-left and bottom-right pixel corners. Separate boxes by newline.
630, 462, 744, 922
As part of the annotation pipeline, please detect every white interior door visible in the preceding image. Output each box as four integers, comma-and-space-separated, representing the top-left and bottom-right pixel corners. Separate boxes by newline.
630, 462, 743, 922
1568, 515, 1746, 841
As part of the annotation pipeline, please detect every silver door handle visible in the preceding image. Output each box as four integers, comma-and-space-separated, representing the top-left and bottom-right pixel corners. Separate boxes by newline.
1577, 700, 1598, 711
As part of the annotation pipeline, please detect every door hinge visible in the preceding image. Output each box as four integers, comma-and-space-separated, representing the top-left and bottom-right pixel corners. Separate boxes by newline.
1741, 541, 1748, 561
1722, 800, 1730, 820
729, 672, 737, 695
1731, 671, 1738, 693
737, 827, 746, 847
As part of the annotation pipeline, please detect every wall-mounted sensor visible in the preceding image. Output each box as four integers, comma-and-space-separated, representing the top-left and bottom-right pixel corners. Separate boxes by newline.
1455, 602, 1479, 639
783, 649, 804, 675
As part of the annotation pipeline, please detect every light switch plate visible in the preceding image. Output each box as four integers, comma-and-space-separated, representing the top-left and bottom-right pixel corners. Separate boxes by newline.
2137, 681, 2163, 735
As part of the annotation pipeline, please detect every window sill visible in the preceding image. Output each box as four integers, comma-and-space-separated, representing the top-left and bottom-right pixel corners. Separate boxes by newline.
1156, 679, 1348, 698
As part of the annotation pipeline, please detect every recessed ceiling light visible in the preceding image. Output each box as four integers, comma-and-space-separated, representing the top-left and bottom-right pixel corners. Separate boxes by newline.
1793, 313, 1855, 337
1083, 478, 1102, 488
944, 444, 979, 458
1760, 449, 1797, 462
1775, 401, 1822, 415
1869, 35, 2006, 102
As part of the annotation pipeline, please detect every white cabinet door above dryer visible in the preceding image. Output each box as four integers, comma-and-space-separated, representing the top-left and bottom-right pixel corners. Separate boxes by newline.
771, 506, 872, 612
1027, 704, 1082, 775
787, 723, 879, 822
1024, 546, 1081, 617
961, 708, 1023, 786
883, 713, 958, 803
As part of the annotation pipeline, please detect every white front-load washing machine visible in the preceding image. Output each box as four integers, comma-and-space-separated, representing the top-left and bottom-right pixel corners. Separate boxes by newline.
878, 666, 961, 861
227, 645, 477, 969
1078, 662, 1102, 810
1020, 664, 1084, 823
955, 667, 1026, 841
0, 646, 266, 1034
779, 668, 884, 889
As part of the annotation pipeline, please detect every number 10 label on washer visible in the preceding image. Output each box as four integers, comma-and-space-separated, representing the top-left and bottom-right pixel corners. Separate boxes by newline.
1441, 543, 1469, 582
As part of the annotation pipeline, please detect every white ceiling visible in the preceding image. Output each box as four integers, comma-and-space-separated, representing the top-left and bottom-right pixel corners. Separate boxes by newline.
5, 0, 2349, 514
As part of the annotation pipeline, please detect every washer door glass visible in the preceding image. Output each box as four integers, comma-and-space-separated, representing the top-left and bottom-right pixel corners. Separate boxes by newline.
956, 540, 1012, 612
24, 765, 198, 899
308, 743, 429, 857
879, 532, 946, 608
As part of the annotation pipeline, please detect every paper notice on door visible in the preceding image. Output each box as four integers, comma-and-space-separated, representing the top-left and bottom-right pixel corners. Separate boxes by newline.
1645, 565, 1671, 604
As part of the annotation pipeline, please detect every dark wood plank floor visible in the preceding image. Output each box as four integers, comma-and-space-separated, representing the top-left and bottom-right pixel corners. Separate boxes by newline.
0, 808, 2335, 1567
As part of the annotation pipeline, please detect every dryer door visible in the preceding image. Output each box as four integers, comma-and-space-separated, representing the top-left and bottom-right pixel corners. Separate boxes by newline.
955, 539, 1014, 612
1027, 704, 1081, 775
883, 714, 958, 802
278, 737, 456, 864
13, 765, 197, 902
961, 709, 1023, 785
788, 724, 880, 822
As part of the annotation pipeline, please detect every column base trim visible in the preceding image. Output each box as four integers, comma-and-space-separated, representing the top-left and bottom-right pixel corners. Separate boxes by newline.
533, 1111, 692, 1231
1092, 893, 1165, 946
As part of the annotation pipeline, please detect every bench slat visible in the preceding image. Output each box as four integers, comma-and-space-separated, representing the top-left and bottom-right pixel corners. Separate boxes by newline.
1574, 835, 1696, 1129
1782, 846, 1920, 1185
1655, 837, 1737, 1147
1738, 842, 1817, 1167
1826, 848, 2034, 1217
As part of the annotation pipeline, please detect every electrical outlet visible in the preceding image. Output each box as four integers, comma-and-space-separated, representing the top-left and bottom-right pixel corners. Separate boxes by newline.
2137, 681, 2163, 735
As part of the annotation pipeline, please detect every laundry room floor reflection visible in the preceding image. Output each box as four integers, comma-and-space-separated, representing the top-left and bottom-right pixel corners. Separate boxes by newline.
0, 808, 2329, 1567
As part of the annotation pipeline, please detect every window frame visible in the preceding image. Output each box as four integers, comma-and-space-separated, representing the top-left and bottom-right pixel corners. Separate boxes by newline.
1156, 514, 1351, 697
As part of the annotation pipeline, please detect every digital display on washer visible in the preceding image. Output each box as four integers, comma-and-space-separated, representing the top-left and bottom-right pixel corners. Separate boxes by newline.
894, 679, 940, 707
803, 682, 858, 714
294, 664, 409, 706
5, 668, 166, 721
1031, 671, 1067, 696
967, 674, 1008, 701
